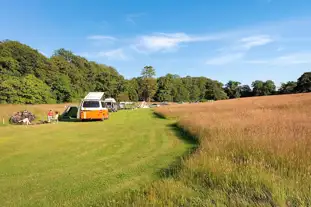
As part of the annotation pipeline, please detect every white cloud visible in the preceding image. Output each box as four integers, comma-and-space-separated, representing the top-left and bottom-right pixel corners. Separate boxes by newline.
239, 35, 274, 50
133, 32, 222, 53
78, 49, 129, 61
126, 13, 146, 25
205, 53, 244, 65
246, 53, 311, 65
87, 35, 116, 41
275, 53, 311, 64
39, 51, 48, 57
98, 48, 128, 60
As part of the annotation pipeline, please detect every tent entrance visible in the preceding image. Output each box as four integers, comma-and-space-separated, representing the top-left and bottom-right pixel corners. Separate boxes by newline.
60, 106, 79, 120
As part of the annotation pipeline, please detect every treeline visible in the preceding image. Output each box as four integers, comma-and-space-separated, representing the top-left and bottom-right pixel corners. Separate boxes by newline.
1, 40, 311, 104
0, 40, 125, 104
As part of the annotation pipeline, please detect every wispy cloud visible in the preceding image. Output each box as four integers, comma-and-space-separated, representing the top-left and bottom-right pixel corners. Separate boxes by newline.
78, 48, 129, 61
87, 35, 116, 41
239, 35, 274, 50
126, 13, 146, 25
98, 48, 128, 60
205, 53, 244, 65
205, 35, 274, 65
39, 50, 48, 57
246, 53, 311, 65
132, 32, 222, 53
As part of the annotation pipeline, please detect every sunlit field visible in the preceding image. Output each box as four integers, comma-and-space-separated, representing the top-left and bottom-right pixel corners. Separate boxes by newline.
0, 108, 193, 206
138, 93, 311, 206
1, 94, 311, 206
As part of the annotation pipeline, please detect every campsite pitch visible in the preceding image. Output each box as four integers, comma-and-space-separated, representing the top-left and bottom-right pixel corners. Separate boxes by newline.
0, 109, 193, 206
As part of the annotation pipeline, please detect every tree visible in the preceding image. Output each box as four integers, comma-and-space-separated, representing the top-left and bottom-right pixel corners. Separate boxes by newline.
0, 56, 20, 76
0, 40, 126, 104
252, 80, 276, 96
50, 74, 72, 103
0, 75, 55, 104
205, 80, 228, 100
53, 48, 75, 63
172, 77, 189, 102
189, 84, 201, 101
141, 65, 156, 78
195, 77, 208, 100
279, 81, 297, 94
124, 79, 139, 101
117, 92, 130, 101
140, 66, 157, 102
296, 72, 311, 93
224, 80, 241, 99
264, 80, 276, 95
240, 85, 252, 97
155, 74, 174, 102
252, 80, 265, 96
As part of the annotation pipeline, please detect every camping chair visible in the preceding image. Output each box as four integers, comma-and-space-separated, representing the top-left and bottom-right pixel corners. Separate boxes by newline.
51, 113, 59, 124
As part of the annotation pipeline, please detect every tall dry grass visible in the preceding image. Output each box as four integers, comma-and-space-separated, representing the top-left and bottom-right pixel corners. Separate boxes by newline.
136, 93, 311, 206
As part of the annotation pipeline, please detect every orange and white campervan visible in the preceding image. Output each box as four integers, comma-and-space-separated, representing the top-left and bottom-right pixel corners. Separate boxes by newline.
78, 92, 109, 121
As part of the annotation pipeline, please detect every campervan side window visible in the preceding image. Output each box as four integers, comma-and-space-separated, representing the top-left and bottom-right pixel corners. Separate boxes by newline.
83, 101, 100, 108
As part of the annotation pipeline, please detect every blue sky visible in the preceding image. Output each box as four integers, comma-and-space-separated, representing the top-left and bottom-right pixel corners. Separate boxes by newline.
1, 0, 311, 86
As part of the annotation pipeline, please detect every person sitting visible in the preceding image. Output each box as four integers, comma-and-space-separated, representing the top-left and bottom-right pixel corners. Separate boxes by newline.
51, 111, 59, 124
47, 110, 53, 123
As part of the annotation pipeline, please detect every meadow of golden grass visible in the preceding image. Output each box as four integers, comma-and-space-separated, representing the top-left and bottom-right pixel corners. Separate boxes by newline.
145, 93, 311, 206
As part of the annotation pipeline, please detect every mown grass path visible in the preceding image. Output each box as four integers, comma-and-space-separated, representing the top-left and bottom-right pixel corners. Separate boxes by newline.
0, 109, 193, 207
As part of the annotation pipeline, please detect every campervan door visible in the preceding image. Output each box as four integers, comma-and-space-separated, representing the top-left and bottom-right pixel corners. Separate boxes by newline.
79, 92, 109, 120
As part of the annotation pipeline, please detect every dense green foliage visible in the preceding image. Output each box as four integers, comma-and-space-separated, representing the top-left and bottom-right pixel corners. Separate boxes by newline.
1, 40, 310, 104
0, 40, 125, 104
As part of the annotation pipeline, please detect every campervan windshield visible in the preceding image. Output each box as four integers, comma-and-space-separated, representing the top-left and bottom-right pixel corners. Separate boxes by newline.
82, 101, 100, 108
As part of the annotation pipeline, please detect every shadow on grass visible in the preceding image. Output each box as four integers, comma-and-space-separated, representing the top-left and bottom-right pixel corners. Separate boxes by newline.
59, 118, 80, 122
153, 112, 199, 179
152, 112, 166, 119
59, 118, 104, 123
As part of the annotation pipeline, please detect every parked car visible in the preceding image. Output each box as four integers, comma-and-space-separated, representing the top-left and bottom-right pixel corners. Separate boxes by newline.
104, 98, 118, 112
149, 103, 160, 108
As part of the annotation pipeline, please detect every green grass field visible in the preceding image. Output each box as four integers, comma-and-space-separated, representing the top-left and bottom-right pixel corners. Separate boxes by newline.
0, 109, 194, 207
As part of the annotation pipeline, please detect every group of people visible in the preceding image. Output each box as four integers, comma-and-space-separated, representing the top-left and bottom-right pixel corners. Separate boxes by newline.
47, 110, 59, 123
18, 110, 59, 125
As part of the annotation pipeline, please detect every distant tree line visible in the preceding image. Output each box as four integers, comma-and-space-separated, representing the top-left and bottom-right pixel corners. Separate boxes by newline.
1, 40, 311, 104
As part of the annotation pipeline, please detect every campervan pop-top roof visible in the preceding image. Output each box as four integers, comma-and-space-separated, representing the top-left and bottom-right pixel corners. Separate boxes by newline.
83, 92, 105, 100
104, 98, 117, 103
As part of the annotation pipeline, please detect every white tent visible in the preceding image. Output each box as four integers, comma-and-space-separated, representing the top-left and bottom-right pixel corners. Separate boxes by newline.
138, 101, 150, 108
